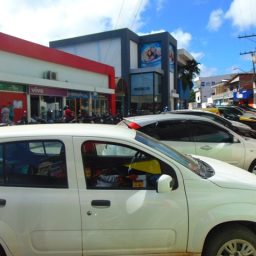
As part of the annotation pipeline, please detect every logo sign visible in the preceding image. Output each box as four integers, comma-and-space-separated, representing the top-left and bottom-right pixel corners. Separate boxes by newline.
29, 86, 67, 97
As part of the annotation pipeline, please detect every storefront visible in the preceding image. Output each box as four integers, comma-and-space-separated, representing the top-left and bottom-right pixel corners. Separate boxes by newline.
0, 82, 27, 122
0, 32, 116, 123
29, 85, 67, 121
233, 89, 254, 105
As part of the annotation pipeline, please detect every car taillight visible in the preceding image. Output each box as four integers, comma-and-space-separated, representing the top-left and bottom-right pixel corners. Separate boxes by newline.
128, 122, 141, 130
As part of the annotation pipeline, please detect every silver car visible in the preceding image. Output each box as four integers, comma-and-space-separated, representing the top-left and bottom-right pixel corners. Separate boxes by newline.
119, 113, 256, 173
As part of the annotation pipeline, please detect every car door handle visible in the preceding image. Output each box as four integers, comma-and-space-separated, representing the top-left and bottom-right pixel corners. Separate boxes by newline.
91, 200, 111, 208
0, 199, 6, 207
200, 145, 212, 151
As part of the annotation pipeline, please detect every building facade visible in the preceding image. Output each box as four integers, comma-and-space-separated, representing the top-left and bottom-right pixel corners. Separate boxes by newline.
193, 74, 234, 108
211, 73, 255, 107
0, 32, 115, 123
50, 28, 179, 115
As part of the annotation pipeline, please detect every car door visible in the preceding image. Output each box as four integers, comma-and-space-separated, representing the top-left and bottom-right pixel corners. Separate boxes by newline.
139, 120, 197, 155
73, 137, 188, 255
0, 137, 82, 255
188, 120, 245, 168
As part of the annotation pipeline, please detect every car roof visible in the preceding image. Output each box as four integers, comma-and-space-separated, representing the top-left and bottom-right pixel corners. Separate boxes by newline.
0, 123, 137, 140
123, 113, 224, 127
171, 109, 218, 115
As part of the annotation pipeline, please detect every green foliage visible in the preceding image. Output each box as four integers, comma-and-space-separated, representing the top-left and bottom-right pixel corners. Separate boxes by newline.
179, 59, 200, 91
189, 90, 195, 102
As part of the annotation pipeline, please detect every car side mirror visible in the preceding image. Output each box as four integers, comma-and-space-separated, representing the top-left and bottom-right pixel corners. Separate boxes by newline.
233, 136, 240, 143
156, 174, 173, 193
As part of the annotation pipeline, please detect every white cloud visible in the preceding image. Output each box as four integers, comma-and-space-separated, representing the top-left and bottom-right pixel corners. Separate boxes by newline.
198, 64, 218, 77
171, 28, 192, 49
0, 0, 149, 46
156, 0, 166, 12
207, 9, 224, 31
190, 52, 205, 61
225, 0, 256, 30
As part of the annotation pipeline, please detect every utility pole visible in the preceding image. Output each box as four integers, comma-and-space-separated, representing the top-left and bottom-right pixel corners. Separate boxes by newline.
238, 34, 256, 107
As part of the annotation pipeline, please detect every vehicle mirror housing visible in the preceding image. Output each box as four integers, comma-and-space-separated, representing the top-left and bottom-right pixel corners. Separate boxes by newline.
233, 136, 240, 143
156, 174, 173, 193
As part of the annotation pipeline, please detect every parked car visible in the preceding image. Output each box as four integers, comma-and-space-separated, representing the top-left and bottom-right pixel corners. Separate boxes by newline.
169, 109, 256, 139
1, 123, 256, 255
239, 104, 256, 113
119, 113, 256, 173
218, 106, 256, 130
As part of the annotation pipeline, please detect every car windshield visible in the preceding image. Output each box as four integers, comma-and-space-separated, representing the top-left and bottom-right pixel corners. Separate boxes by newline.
135, 131, 214, 178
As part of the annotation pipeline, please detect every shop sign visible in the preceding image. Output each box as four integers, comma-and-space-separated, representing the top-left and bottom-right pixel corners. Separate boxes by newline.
0, 82, 26, 92
29, 85, 67, 97
67, 90, 89, 99
233, 89, 253, 100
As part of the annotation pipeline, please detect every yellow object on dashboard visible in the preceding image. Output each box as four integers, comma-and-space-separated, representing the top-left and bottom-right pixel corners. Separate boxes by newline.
125, 159, 161, 174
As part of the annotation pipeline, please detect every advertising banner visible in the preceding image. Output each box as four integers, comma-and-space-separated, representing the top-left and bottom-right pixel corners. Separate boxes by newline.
169, 44, 175, 73
141, 42, 161, 68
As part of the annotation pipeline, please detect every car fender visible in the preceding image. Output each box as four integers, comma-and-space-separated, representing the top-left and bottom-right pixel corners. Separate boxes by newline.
187, 202, 256, 252
0, 221, 20, 255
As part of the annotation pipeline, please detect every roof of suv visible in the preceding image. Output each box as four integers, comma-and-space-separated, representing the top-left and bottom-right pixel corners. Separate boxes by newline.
0, 123, 136, 139
122, 113, 223, 127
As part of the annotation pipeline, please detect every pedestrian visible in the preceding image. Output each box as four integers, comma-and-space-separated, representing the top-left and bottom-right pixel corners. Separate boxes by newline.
1, 103, 10, 124
63, 105, 73, 123
8, 102, 14, 123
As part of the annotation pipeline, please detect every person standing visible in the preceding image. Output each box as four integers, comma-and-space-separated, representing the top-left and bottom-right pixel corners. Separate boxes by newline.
8, 102, 14, 123
1, 103, 10, 124
63, 105, 73, 123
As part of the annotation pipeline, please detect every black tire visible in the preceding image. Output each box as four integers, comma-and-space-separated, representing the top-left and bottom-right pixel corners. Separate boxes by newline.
203, 225, 256, 256
249, 160, 256, 174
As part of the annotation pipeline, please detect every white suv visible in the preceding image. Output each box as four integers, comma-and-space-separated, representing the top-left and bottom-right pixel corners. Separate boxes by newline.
120, 113, 256, 173
0, 124, 256, 256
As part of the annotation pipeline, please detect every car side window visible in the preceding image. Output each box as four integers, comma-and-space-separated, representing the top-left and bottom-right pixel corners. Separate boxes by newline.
0, 140, 68, 188
189, 121, 233, 143
140, 121, 191, 141
82, 141, 177, 190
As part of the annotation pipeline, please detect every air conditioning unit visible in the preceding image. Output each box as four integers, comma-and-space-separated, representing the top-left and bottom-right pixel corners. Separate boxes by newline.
43, 71, 57, 80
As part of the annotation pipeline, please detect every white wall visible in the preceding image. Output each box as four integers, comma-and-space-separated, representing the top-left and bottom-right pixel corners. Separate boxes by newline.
57, 38, 122, 77
0, 50, 112, 93
130, 40, 138, 69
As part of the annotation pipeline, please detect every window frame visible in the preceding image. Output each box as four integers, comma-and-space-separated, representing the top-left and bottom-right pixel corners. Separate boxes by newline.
0, 139, 68, 188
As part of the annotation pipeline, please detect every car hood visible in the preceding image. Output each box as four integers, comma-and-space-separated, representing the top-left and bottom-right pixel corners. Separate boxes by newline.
230, 120, 252, 129
194, 155, 256, 191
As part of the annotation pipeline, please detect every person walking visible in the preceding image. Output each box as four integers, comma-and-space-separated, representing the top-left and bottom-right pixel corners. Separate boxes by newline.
1, 103, 10, 124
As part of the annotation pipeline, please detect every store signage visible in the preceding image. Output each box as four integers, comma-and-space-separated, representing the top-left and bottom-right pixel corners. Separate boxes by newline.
29, 85, 67, 96
0, 82, 26, 92
67, 90, 89, 99
233, 89, 253, 100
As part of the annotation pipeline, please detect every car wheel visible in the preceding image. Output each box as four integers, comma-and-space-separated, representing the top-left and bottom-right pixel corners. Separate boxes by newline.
203, 225, 256, 256
249, 160, 256, 174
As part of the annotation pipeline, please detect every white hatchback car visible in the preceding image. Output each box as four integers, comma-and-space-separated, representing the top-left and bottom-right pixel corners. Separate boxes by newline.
119, 113, 256, 173
0, 123, 256, 256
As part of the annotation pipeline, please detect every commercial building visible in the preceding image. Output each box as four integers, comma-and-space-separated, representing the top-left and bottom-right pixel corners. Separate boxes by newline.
211, 73, 255, 106
50, 28, 186, 115
193, 74, 234, 108
0, 32, 115, 123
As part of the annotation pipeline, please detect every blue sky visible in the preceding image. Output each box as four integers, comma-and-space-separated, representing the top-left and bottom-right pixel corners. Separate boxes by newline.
0, 0, 256, 77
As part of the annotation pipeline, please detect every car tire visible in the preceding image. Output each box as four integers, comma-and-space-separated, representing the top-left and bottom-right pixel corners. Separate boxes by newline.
202, 225, 256, 256
249, 160, 256, 174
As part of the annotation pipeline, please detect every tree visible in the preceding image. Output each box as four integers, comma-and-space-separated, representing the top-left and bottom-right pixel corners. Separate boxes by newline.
179, 59, 200, 90
189, 90, 195, 102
